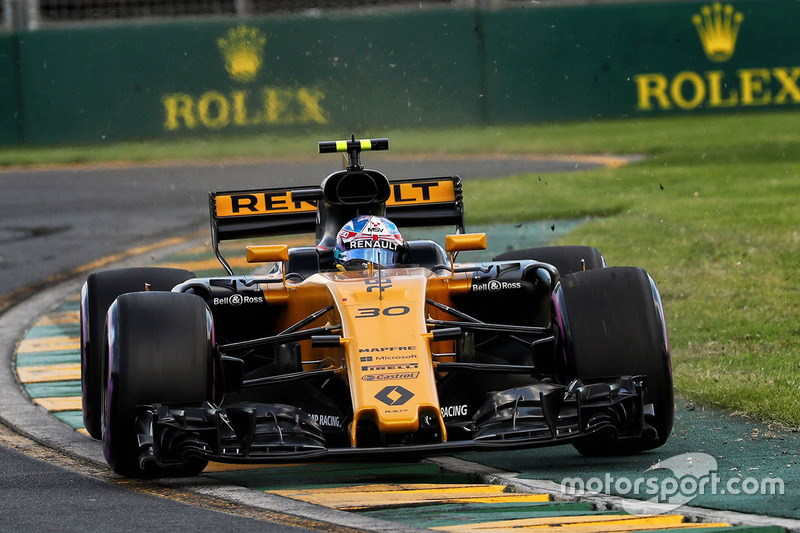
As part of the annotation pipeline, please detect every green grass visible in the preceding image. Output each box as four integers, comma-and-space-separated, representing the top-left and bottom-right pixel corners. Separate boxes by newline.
4, 111, 800, 429
473, 160, 800, 430
4, 111, 799, 166
461, 112, 800, 430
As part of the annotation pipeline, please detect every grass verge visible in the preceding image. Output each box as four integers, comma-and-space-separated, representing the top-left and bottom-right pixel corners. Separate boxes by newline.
462, 112, 800, 430
3, 111, 799, 167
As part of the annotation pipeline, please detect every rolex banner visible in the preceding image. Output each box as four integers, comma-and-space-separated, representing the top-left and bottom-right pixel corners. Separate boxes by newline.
14, 12, 482, 145
483, 0, 800, 122
5, 0, 800, 146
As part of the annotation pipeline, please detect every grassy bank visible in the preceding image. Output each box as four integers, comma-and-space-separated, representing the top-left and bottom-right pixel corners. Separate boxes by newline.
463, 112, 800, 430
4, 111, 799, 429
3, 111, 799, 167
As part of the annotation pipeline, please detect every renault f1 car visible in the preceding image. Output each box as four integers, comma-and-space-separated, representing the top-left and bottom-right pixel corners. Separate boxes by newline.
80, 137, 673, 477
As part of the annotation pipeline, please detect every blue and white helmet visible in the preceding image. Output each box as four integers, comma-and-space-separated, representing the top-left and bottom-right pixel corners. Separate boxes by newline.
334, 215, 405, 267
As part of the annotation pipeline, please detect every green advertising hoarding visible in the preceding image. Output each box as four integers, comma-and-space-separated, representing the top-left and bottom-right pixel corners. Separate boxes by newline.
17, 11, 483, 144
483, 0, 800, 122
0, 33, 21, 145
5, 0, 800, 146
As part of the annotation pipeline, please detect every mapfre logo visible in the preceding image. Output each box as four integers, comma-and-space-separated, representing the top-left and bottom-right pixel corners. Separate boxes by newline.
162, 25, 328, 132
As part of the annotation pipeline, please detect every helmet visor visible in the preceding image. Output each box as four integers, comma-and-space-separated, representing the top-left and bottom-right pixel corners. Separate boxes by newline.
343, 247, 401, 267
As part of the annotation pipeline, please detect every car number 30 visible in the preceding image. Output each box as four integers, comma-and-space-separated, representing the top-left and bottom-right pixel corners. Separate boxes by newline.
354, 306, 410, 318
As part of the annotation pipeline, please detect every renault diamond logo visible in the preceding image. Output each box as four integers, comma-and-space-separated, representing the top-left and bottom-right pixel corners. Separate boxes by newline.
375, 386, 414, 406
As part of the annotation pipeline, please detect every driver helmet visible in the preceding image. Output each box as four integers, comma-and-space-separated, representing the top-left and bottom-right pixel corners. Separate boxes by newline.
334, 215, 405, 267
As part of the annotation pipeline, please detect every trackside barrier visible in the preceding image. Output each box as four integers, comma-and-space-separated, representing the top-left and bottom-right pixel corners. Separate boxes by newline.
0, 33, 20, 146
2, 0, 800, 146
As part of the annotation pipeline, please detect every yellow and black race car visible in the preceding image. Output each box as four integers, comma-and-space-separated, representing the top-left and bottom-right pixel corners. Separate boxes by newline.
80, 137, 673, 477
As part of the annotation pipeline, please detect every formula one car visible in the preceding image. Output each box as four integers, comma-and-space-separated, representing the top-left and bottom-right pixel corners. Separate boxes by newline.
80, 136, 673, 477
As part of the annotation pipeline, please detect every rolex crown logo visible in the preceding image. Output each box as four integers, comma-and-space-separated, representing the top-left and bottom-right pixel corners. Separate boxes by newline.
692, 2, 743, 63
218, 26, 267, 83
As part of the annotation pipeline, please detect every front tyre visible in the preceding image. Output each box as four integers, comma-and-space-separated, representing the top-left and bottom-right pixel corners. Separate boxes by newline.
81, 267, 194, 439
556, 267, 673, 455
103, 291, 212, 477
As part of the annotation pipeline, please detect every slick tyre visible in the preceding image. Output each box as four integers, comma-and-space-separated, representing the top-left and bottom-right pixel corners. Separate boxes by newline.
81, 268, 194, 439
556, 267, 673, 456
103, 291, 211, 478
494, 246, 606, 276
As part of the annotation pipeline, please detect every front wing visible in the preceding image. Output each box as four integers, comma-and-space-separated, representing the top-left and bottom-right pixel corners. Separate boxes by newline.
134, 376, 653, 469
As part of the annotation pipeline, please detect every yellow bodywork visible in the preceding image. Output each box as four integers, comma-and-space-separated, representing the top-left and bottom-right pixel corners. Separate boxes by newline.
322, 269, 441, 441
256, 265, 472, 447
244, 233, 484, 447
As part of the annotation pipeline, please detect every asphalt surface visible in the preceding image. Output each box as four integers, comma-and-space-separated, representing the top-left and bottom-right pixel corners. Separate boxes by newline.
0, 445, 313, 533
0, 155, 606, 533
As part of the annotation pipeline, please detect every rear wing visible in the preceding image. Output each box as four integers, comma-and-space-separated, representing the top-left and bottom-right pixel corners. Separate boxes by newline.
209, 175, 464, 273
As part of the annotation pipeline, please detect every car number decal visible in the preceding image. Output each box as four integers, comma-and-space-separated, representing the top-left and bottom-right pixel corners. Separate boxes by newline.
354, 306, 410, 318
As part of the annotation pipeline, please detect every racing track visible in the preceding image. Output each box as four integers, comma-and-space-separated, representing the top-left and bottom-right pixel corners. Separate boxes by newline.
1, 156, 799, 532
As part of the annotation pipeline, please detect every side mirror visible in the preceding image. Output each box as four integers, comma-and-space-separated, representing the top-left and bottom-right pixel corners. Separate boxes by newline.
246, 244, 289, 263
445, 233, 487, 253
444, 233, 486, 279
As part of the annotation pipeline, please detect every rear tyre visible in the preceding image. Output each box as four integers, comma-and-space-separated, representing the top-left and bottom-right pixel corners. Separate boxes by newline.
81, 267, 194, 439
556, 267, 672, 455
103, 291, 211, 477
494, 246, 606, 275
